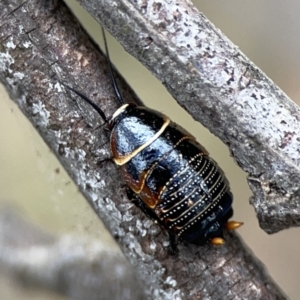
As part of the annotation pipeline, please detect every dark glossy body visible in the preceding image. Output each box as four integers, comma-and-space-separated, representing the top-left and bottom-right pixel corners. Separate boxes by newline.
109, 103, 233, 246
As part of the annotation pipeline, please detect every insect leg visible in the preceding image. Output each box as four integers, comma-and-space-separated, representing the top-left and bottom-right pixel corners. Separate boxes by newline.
168, 231, 178, 255
126, 187, 162, 224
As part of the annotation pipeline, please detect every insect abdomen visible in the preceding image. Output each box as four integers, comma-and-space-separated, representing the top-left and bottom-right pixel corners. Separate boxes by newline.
157, 148, 233, 244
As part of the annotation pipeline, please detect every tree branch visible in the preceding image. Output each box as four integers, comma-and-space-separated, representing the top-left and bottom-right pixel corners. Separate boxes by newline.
77, 0, 300, 235
0, 207, 143, 300
0, 0, 286, 299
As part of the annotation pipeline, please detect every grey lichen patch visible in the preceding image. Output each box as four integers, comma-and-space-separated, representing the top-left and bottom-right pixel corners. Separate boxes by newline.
32, 99, 50, 125
0, 50, 15, 78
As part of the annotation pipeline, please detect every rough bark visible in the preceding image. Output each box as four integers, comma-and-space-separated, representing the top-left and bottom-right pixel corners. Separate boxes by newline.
77, 0, 300, 235
0, 0, 287, 299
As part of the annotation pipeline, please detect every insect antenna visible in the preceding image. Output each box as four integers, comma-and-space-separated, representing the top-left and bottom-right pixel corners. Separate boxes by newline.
59, 81, 108, 123
101, 27, 125, 105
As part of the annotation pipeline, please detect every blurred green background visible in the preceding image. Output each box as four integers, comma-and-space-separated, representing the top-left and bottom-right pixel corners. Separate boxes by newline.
1, 0, 299, 298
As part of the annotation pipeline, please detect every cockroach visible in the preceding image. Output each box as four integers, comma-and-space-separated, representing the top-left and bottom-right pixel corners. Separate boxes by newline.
61, 28, 243, 253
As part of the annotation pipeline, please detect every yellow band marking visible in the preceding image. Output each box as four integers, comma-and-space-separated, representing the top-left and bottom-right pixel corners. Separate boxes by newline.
110, 104, 129, 121
114, 116, 170, 166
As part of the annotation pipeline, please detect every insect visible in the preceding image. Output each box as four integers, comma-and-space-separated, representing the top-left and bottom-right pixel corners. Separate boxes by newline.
61, 28, 243, 253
